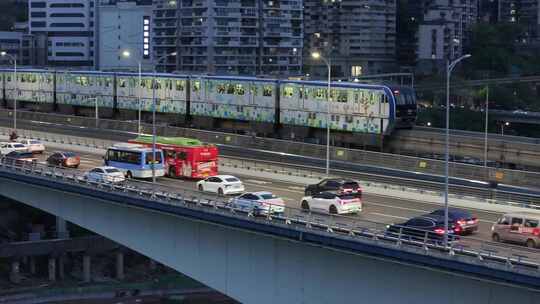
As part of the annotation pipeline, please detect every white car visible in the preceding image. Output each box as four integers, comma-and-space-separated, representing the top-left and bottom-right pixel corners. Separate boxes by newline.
197, 175, 245, 195
85, 166, 126, 184
19, 139, 45, 153
0, 142, 28, 155
230, 192, 285, 215
18, 139, 45, 153
301, 192, 362, 215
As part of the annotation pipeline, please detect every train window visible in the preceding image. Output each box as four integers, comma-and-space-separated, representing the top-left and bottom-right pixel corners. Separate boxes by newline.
346, 115, 353, 123
299, 87, 305, 99
6, 75, 11, 82
20, 75, 25, 83
226, 84, 235, 94
236, 105, 244, 112
193, 81, 201, 92
167, 80, 173, 90
282, 86, 294, 98
312, 88, 326, 100
175, 80, 184, 91
235, 84, 245, 95
250, 84, 257, 95
216, 84, 226, 94
337, 90, 348, 103
154, 80, 162, 90
119, 79, 126, 88
263, 85, 273, 97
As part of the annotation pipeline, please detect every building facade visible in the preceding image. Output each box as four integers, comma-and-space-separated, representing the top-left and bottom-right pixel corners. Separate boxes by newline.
498, 0, 540, 41
0, 30, 47, 67
304, 0, 397, 79
415, 0, 478, 72
153, 0, 177, 72
176, 0, 303, 77
28, 0, 96, 68
97, 0, 153, 71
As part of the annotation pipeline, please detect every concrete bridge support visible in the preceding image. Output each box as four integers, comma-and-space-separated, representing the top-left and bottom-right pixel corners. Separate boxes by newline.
116, 251, 124, 280
0, 176, 538, 304
83, 254, 91, 283
48, 257, 56, 282
10, 260, 20, 284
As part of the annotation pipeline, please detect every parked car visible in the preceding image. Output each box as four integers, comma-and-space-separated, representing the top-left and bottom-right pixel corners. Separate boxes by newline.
304, 178, 362, 197
46, 151, 81, 168
386, 215, 459, 243
301, 192, 362, 214
229, 192, 285, 215
85, 166, 126, 184
428, 208, 478, 235
18, 139, 45, 154
197, 175, 244, 196
0, 142, 28, 155
2, 151, 37, 166
491, 212, 540, 248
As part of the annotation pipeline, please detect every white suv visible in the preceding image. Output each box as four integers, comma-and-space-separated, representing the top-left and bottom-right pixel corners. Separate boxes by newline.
0, 142, 28, 155
301, 192, 362, 215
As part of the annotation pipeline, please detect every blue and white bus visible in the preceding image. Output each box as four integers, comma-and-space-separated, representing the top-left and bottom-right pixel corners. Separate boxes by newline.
104, 143, 165, 179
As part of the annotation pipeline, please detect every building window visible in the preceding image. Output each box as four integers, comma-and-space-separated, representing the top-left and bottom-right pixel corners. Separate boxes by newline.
31, 21, 46, 28
30, 2, 46, 8
31, 12, 46, 18
351, 66, 362, 77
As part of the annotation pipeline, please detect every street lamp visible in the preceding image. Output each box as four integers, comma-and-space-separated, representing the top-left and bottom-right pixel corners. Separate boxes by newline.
150, 52, 177, 183
501, 121, 509, 136
311, 51, 331, 176
444, 53, 471, 246
1, 51, 17, 132
121, 50, 143, 135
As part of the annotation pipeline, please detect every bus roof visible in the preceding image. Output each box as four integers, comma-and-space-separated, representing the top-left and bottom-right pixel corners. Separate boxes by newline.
133, 135, 209, 147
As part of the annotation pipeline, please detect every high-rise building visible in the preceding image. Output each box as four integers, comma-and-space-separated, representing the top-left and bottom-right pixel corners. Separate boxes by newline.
97, 0, 153, 71
28, 0, 96, 68
304, 0, 397, 79
498, 0, 540, 40
176, 0, 303, 76
153, 0, 177, 72
415, 0, 478, 72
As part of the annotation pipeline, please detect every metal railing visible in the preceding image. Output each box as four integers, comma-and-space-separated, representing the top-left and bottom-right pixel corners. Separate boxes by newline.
0, 158, 539, 279
3, 126, 540, 211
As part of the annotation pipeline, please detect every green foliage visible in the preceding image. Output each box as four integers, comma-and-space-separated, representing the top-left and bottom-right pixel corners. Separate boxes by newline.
0, 1, 27, 31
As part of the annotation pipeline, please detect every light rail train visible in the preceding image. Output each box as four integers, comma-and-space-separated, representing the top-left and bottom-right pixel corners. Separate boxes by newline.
0, 69, 417, 147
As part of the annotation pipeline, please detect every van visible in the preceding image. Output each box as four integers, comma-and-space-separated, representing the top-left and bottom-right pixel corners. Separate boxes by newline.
491, 212, 540, 248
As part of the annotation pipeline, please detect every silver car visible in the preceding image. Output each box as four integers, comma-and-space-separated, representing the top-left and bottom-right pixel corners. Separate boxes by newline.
491, 212, 540, 248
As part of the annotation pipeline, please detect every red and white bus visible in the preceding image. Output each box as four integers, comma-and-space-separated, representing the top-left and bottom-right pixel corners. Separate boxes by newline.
129, 136, 218, 179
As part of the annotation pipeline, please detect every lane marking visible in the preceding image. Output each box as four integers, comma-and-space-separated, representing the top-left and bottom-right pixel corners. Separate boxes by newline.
369, 212, 408, 220
245, 179, 271, 185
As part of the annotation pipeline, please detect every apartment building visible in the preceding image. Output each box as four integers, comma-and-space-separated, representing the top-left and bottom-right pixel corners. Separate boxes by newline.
498, 0, 540, 40
176, 0, 302, 76
416, 0, 478, 71
97, 0, 153, 71
153, 0, 177, 72
304, 0, 397, 79
28, 0, 96, 68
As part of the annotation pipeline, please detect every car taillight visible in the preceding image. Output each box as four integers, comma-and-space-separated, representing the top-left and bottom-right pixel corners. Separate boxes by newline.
434, 228, 445, 235
533, 228, 540, 236
454, 226, 462, 233
457, 220, 466, 226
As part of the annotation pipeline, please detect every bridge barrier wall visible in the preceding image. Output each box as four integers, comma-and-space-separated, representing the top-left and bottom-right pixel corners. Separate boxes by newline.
0, 161, 539, 303
2, 110, 540, 188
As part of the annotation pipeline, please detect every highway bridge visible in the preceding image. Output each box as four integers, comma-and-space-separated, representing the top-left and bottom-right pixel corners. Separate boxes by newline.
0, 128, 539, 302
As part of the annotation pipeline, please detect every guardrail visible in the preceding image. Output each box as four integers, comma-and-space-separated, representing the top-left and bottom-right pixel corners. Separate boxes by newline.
4, 110, 540, 188
3, 126, 540, 211
0, 157, 539, 281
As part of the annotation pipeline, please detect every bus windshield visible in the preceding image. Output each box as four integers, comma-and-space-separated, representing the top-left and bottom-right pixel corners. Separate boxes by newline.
145, 152, 163, 164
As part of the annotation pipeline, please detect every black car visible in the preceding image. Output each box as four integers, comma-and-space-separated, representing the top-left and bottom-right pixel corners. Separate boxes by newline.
386, 215, 459, 243
3, 151, 37, 166
428, 208, 478, 235
305, 178, 362, 197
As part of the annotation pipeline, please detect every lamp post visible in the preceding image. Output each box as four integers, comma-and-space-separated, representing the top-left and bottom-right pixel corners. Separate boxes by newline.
484, 86, 489, 168
1, 51, 17, 132
444, 53, 471, 246
91, 97, 98, 128
121, 50, 142, 135
150, 52, 177, 183
501, 121, 509, 136
311, 51, 331, 176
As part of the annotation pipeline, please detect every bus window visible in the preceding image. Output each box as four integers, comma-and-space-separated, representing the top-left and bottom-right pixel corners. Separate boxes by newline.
146, 152, 162, 164
177, 151, 187, 160
164, 150, 176, 159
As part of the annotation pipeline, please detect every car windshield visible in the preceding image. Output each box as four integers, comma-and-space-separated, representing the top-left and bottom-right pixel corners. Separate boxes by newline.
225, 177, 239, 182
342, 182, 359, 189
105, 168, 120, 173
260, 194, 276, 199
19, 153, 34, 158
13, 144, 25, 148
64, 152, 77, 157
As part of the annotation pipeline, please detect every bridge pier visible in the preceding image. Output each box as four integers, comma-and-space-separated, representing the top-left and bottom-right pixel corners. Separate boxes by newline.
10, 260, 20, 284
83, 254, 91, 283
28, 256, 36, 275
58, 255, 65, 280
56, 216, 69, 239
149, 259, 157, 271
116, 251, 124, 280
48, 257, 56, 282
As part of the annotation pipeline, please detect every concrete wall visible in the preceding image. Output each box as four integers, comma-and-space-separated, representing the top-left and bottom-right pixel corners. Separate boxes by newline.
0, 177, 538, 304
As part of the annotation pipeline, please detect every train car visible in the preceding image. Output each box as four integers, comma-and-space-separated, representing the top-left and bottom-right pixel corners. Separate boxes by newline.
390, 85, 417, 128
1, 69, 55, 111
278, 80, 396, 145
190, 75, 278, 133
55, 70, 115, 117
115, 72, 188, 124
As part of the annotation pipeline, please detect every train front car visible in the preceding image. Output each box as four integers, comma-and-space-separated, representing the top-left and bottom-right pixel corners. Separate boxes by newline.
116, 72, 188, 124
189, 76, 277, 134
55, 71, 115, 117
2, 69, 55, 111
279, 80, 394, 147
390, 85, 417, 129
